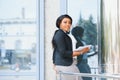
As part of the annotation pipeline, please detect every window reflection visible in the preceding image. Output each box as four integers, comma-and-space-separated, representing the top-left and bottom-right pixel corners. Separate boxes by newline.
0, 0, 37, 80
0, 23, 37, 71
67, 0, 99, 74
101, 0, 120, 74
0, 76, 36, 80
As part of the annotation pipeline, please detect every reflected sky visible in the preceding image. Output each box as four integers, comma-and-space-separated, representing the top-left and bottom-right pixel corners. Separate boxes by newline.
0, 0, 36, 19
68, 0, 98, 26
0, 0, 37, 49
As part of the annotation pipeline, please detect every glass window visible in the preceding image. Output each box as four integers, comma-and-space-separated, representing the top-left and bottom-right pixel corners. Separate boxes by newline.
101, 0, 120, 74
0, 0, 44, 80
61, 0, 99, 75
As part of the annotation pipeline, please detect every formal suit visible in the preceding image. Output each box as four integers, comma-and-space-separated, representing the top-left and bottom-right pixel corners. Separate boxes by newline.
52, 29, 81, 80
52, 29, 73, 66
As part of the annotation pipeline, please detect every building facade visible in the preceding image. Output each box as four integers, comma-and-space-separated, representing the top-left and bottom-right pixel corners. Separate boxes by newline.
0, 0, 120, 80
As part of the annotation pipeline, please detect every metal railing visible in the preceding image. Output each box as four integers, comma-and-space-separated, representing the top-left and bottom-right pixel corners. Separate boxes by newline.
57, 71, 120, 80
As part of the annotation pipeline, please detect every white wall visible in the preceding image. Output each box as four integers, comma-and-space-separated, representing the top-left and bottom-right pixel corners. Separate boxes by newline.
45, 0, 60, 80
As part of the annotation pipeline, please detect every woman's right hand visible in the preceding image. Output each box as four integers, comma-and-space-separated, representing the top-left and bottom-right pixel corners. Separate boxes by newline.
80, 47, 89, 54
73, 47, 90, 57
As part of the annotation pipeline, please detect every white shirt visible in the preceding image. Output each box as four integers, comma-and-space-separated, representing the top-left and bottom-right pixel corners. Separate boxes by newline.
68, 33, 77, 59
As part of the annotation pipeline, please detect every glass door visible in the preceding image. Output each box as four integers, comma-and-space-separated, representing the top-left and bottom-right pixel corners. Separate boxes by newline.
67, 0, 99, 74
0, 0, 39, 80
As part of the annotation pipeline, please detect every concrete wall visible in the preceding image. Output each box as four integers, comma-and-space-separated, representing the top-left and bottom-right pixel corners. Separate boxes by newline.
44, 0, 60, 80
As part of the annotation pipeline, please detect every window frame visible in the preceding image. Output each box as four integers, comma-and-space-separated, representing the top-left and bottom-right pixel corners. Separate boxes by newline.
38, 0, 44, 80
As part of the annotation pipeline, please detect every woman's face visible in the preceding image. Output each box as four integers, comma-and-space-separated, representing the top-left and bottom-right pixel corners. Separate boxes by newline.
60, 18, 72, 32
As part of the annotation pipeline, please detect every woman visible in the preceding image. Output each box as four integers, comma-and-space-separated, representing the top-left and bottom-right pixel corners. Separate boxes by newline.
52, 14, 89, 80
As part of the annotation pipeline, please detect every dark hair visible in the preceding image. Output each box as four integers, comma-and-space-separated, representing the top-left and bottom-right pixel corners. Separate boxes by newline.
52, 30, 58, 48
56, 14, 72, 28
72, 26, 84, 38
52, 14, 72, 48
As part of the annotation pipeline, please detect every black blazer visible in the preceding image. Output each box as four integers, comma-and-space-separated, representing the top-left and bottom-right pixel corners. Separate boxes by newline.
52, 29, 73, 66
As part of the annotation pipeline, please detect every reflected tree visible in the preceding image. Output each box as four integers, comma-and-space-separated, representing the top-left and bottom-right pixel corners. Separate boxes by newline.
77, 14, 97, 45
